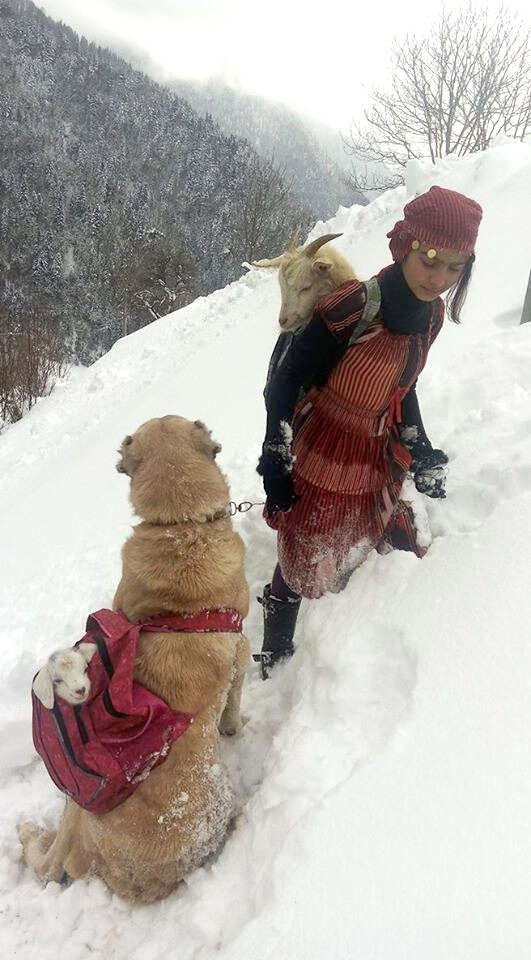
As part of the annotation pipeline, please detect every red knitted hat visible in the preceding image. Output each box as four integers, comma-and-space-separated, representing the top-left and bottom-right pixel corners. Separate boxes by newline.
387, 186, 483, 262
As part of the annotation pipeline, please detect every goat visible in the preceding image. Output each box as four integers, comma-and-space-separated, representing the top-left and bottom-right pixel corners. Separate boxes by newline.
32, 643, 97, 709
252, 228, 357, 332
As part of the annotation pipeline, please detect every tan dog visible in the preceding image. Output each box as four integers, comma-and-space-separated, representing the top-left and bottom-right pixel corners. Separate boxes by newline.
19, 416, 250, 902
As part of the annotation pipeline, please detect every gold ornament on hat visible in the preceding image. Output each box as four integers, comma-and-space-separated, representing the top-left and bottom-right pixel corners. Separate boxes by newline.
427, 248, 437, 259
411, 239, 420, 250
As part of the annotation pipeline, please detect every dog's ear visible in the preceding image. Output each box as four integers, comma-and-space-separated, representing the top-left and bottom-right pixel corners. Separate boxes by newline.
78, 642, 97, 664
32, 666, 55, 709
116, 434, 142, 476
193, 420, 222, 459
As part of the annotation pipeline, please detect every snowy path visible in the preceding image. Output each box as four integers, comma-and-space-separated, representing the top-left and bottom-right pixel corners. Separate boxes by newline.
1, 141, 531, 958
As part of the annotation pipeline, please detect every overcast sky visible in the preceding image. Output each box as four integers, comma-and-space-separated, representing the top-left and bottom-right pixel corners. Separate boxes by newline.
39, 0, 530, 131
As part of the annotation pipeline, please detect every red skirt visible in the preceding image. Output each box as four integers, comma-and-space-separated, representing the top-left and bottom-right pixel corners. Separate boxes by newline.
266, 473, 424, 599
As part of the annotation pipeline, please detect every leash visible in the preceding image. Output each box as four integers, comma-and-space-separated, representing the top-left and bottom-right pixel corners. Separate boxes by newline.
229, 500, 265, 516
145, 501, 266, 526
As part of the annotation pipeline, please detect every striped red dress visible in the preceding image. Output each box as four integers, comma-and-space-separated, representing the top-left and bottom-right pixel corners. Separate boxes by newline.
266, 271, 445, 598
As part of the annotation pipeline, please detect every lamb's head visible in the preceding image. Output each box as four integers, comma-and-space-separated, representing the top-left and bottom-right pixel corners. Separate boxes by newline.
252, 229, 356, 332
32, 643, 97, 709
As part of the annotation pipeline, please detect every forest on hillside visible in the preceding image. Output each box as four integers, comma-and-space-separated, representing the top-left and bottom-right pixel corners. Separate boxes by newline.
0, 0, 328, 377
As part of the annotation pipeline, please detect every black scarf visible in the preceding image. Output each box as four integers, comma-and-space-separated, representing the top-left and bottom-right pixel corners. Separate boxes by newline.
379, 262, 431, 335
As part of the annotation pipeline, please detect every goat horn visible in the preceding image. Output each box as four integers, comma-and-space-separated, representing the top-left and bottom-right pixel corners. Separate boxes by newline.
303, 233, 343, 258
288, 225, 300, 252
251, 256, 285, 268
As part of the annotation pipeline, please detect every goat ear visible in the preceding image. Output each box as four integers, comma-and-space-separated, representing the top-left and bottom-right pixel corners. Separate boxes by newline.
78, 642, 97, 664
251, 256, 284, 268
312, 259, 333, 274
32, 667, 55, 709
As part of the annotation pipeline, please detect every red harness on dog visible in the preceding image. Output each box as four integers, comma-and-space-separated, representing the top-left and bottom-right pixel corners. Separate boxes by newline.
32, 607, 243, 814
142, 608, 243, 633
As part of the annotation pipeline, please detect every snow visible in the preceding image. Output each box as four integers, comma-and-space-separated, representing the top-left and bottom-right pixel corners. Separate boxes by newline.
1, 139, 531, 958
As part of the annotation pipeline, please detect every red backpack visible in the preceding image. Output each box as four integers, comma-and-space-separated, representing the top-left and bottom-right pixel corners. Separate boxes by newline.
32, 607, 242, 814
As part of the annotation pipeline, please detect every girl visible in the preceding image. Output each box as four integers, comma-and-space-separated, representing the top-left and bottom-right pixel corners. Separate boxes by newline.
255, 186, 482, 678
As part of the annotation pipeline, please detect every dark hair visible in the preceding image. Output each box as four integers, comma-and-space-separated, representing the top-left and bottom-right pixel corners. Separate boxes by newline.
445, 254, 475, 324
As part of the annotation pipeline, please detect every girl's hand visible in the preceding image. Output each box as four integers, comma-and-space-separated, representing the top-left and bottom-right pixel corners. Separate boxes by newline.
408, 438, 448, 471
414, 462, 447, 499
264, 474, 299, 515
257, 441, 299, 515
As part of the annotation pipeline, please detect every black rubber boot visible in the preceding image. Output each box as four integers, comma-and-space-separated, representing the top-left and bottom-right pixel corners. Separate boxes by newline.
252, 583, 301, 680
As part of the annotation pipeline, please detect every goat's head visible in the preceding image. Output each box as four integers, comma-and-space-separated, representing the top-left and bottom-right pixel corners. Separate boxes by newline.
252, 229, 355, 332
32, 643, 97, 709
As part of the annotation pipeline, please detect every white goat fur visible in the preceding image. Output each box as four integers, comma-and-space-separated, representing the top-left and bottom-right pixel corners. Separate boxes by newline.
252, 230, 357, 332
32, 643, 97, 709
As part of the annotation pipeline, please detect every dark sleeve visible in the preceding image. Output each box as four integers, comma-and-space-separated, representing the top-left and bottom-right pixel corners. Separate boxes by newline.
264, 314, 346, 442
400, 298, 445, 447
401, 382, 430, 445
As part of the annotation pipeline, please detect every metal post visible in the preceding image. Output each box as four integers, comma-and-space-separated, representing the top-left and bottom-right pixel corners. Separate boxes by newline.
521, 270, 531, 324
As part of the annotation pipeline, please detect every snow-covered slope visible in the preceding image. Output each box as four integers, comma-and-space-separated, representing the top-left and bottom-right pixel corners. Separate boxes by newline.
1, 140, 531, 959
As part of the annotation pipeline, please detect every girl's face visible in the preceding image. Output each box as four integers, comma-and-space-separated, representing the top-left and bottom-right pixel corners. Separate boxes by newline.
402, 246, 469, 301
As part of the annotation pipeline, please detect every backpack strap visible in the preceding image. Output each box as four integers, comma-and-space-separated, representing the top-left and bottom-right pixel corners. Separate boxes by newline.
83, 610, 140, 690
346, 277, 381, 346
85, 609, 133, 639
141, 608, 243, 634
305, 277, 382, 396
83, 608, 243, 642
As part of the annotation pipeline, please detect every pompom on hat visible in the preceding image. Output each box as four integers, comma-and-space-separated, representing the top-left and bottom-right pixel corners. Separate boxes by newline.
387, 185, 483, 262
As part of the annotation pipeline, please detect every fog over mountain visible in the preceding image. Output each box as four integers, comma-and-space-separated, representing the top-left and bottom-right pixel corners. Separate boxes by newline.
169, 77, 368, 218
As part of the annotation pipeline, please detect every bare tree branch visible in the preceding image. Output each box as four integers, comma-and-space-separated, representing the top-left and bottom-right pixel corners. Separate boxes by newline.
232, 153, 310, 263
344, 3, 531, 189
